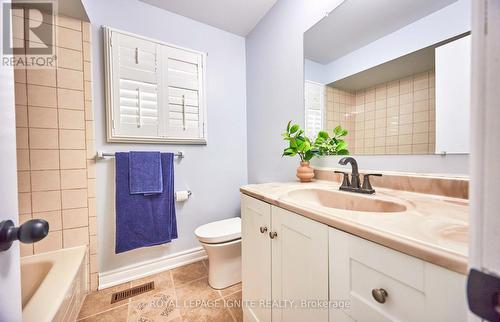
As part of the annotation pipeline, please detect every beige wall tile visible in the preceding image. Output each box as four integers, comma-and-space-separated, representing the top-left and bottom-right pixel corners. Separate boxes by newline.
90, 254, 98, 273
16, 128, 29, 149
57, 68, 84, 90
88, 198, 96, 217
26, 68, 56, 87
57, 88, 85, 110
59, 130, 86, 149
398, 145, 412, 154
62, 189, 87, 209
86, 140, 95, 159
31, 170, 61, 191
414, 111, 430, 123
85, 121, 94, 140
89, 235, 97, 254
56, 47, 83, 70
30, 149, 59, 170
414, 88, 429, 101
84, 62, 91, 81
34, 210, 62, 231
56, 26, 82, 51
82, 22, 91, 42
32, 190, 61, 213
28, 106, 58, 128
34, 230, 62, 253
399, 134, 412, 145
15, 82, 27, 105
89, 216, 97, 236
14, 67, 26, 84
56, 16, 81, 31
86, 160, 96, 178
63, 226, 89, 247
413, 143, 429, 154
17, 171, 31, 193
29, 128, 59, 149
17, 149, 30, 171
83, 42, 91, 62
20, 244, 34, 257
62, 208, 88, 229
84, 81, 92, 101
413, 132, 429, 145
59, 109, 85, 129
60, 150, 87, 169
413, 122, 429, 134
18, 192, 31, 214
84, 100, 94, 120
61, 169, 87, 189
16, 106, 28, 127
27, 85, 57, 108
87, 179, 96, 197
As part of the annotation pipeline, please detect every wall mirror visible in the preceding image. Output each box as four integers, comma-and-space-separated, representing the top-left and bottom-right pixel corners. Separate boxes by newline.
304, 0, 470, 155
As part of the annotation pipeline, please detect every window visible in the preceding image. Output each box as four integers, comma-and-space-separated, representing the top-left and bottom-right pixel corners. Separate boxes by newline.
304, 80, 324, 138
103, 27, 207, 144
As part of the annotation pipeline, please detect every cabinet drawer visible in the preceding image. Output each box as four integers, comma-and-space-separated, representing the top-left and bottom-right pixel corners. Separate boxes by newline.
330, 229, 426, 322
349, 259, 425, 322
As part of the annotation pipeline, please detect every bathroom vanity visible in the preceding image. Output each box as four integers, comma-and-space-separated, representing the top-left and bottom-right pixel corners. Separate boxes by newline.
240, 177, 468, 322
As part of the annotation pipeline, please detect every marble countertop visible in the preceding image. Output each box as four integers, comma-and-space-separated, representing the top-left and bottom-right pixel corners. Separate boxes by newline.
240, 180, 468, 274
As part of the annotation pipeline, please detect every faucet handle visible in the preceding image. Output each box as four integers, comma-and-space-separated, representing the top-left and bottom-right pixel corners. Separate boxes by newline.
362, 173, 382, 193
334, 171, 351, 189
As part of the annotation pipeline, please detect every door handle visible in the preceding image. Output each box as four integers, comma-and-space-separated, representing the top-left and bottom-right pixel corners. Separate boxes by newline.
259, 226, 268, 234
467, 268, 500, 321
269, 231, 277, 239
0, 219, 49, 251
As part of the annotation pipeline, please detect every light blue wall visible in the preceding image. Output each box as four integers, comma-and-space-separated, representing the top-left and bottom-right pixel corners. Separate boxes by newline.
83, 0, 247, 273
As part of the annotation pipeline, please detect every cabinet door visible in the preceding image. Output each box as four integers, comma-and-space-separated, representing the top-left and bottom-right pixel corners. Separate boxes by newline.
242, 195, 272, 322
271, 206, 329, 322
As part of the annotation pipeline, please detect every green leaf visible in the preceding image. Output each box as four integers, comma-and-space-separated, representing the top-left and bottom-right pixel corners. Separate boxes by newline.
337, 149, 349, 155
290, 124, 300, 134
318, 131, 329, 139
286, 120, 291, 132
336, 140, 347, 151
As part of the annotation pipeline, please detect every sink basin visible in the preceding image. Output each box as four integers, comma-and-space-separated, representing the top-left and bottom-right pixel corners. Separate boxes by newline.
286, 188, 407, 213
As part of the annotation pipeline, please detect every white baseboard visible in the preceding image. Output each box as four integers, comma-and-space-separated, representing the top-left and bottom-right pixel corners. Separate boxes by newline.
98, 247, 207, 290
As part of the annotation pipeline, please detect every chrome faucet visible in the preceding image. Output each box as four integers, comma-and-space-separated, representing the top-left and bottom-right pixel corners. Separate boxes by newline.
335, 157, 382, 194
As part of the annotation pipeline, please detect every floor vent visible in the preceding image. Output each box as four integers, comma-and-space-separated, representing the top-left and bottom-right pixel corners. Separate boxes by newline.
110, 281, 155, 304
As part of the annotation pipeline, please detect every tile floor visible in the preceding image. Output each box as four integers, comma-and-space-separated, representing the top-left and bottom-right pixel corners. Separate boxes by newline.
77, 260, 242, 322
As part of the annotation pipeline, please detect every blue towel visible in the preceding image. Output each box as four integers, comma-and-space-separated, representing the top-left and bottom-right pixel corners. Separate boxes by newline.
129, 151, 163, 195
115, 152, 178, 253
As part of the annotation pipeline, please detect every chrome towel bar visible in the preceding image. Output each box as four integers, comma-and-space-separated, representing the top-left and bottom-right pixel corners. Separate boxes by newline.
95, 151, 184, 161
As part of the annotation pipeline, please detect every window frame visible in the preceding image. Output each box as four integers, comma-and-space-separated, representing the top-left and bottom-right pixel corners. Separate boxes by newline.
304, 80, 325, 138
103, 26, 208, 145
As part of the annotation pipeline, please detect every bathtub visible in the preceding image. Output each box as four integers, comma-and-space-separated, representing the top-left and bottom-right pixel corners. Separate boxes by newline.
21, 246, 88, 322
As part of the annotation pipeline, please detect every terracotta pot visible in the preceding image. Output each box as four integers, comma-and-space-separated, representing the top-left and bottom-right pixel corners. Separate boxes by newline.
296, 161, 314, 182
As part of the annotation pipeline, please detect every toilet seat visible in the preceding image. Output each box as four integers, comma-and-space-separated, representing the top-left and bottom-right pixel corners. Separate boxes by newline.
195, 217, 241, 244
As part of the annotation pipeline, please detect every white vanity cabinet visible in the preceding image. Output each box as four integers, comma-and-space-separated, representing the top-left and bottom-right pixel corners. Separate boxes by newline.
329, 228, 467, 322
241, 194, 467, 322
241, 195, 329, 322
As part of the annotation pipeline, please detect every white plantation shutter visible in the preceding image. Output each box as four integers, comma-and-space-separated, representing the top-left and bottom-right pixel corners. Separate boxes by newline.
164, 46, 204, 139
305, 81, 324, 138
111, 32, 162, 138
104, 27, 206, 143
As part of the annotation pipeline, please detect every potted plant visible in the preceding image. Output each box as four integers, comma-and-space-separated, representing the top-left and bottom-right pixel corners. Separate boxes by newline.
282, 121, 349, 182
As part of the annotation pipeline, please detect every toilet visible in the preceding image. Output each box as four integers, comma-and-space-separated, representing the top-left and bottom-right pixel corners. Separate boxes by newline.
195, 217, 241, 289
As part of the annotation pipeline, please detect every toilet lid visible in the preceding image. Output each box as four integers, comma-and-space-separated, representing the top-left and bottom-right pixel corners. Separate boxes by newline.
195, 217, 241, 244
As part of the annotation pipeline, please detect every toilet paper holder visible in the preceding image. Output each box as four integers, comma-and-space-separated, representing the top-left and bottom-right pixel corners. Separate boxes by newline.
175, 190, 192, 201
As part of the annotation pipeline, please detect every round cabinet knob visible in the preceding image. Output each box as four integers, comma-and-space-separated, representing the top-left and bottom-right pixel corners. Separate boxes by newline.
259, 226, 268, 234
269, 231, 278, 239
372, 288, 388, 304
